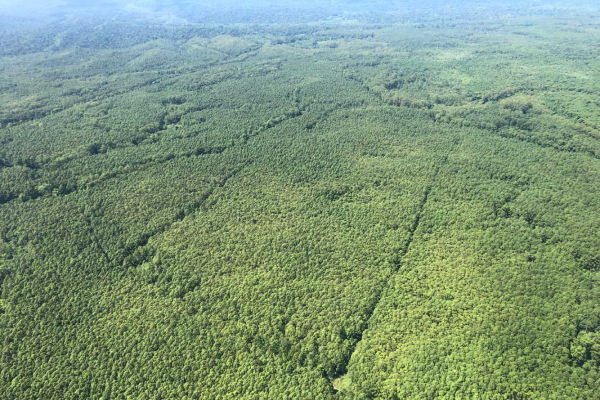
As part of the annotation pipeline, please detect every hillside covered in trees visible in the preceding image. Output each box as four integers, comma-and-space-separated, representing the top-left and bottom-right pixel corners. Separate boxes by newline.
0, 1, 598, 399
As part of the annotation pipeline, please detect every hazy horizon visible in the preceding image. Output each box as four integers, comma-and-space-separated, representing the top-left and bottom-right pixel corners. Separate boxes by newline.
1, 0, 596, 20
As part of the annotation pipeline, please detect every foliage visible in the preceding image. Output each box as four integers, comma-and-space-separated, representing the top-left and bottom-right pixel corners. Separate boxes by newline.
0, 2, 598, 399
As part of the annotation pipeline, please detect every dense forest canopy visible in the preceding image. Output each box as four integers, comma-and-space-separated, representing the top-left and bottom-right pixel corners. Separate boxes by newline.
0, 1, 598, 399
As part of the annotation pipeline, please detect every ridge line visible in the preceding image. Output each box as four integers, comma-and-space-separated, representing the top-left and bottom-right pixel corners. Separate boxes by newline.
332, 152, 451, 391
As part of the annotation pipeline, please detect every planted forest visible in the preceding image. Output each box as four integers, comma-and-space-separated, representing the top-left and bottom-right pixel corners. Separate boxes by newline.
0, 1, 598, 399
